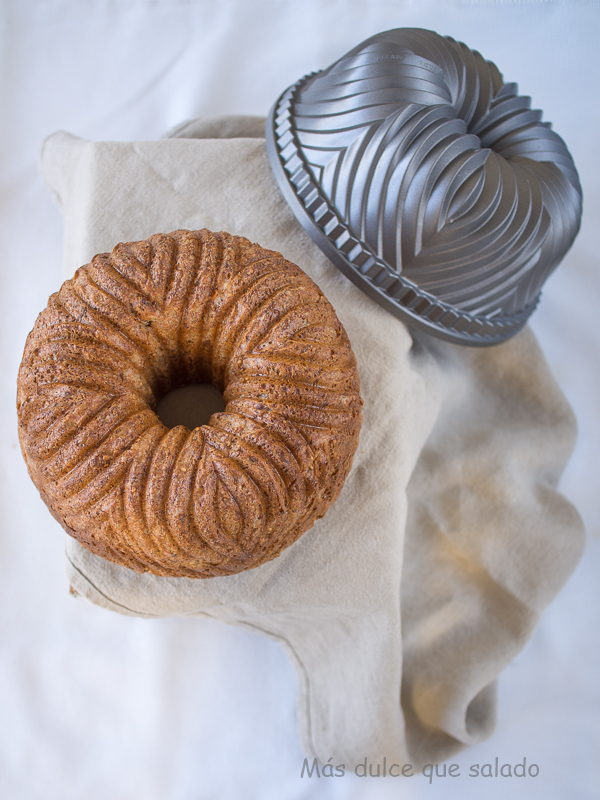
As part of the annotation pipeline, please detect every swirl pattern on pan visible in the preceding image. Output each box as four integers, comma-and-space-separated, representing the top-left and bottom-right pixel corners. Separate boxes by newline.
17, 230, 363, 578
268, 28, 582, 343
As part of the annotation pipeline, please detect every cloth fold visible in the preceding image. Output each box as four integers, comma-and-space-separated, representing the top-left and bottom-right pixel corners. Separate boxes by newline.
39, 116, 584, 766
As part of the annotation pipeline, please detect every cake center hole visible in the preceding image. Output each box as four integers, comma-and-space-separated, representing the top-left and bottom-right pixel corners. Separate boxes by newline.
156, 384, 226, 431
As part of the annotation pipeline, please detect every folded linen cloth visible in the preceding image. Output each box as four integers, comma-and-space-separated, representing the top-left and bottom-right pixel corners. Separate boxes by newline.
39, 116, 585, 767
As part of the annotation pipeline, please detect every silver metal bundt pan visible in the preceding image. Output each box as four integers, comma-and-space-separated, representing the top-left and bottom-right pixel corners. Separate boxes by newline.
266, 28, 582, 346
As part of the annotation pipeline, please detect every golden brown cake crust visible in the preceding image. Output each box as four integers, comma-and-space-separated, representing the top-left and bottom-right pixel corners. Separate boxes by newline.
17, 230, 363, 578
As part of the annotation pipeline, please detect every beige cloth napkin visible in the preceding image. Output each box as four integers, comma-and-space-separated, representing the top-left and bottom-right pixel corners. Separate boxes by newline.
39, 116, 585, 768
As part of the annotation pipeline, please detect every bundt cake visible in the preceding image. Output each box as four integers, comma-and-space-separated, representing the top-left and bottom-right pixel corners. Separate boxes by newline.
17, 229, 363, 578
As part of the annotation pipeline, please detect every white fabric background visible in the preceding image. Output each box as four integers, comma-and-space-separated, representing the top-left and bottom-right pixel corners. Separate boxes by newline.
1, 1, 598, 798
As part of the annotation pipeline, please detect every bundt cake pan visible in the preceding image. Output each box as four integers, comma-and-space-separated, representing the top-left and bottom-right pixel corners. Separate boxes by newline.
266, 28, 582, 346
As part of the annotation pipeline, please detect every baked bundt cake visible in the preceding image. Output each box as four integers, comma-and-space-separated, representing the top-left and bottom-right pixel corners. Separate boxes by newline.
17, 229, 363, 578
